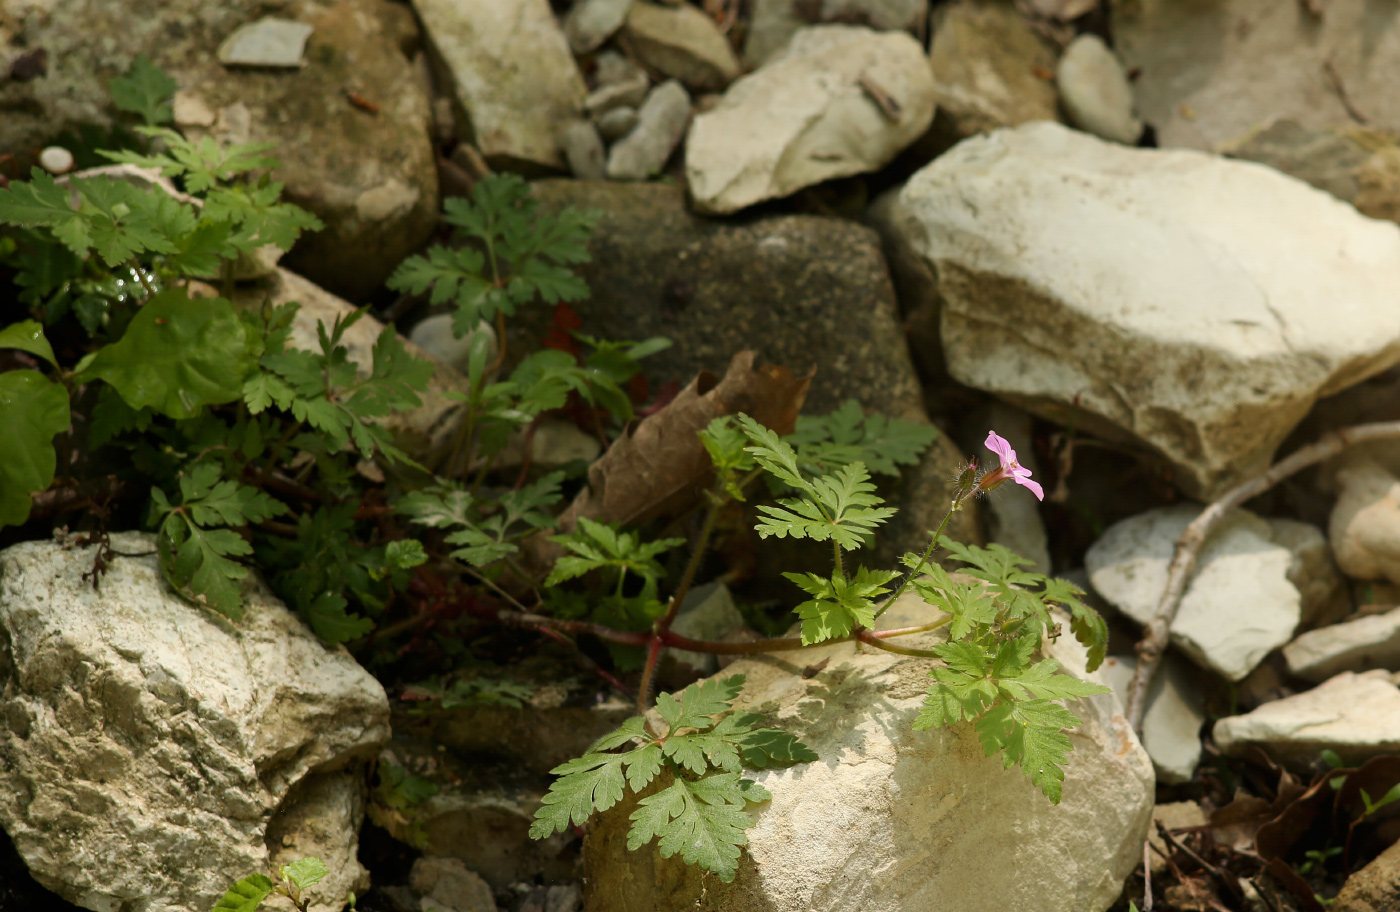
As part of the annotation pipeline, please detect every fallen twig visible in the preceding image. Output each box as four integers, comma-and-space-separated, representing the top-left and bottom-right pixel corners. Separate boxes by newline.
1127, 420, 1400, 729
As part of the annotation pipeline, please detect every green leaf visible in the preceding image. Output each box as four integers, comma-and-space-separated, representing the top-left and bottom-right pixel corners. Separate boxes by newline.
305, 591, 373, 644
530, 747, 661, 839
0, 371, 71, 528
77, 289, 255, 419
210, 873, 277, 912
785, 566, 900, 645
108, 54, 177, 125
975, 699, 1083, 804
655, 674, 746, 733
626, 773, 766, 882
738, 728, 819, 769
1041, 576, 1108, 672
280, 857, 329, 892
787, 400, 938, 476
0, 320, 56, 366
546, 518, 683, 588
753, 461, 896, 551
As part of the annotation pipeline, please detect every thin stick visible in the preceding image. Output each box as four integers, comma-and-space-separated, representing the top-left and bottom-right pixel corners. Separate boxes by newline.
1142, 837, 1154, 912
1127, 420, 1400, 730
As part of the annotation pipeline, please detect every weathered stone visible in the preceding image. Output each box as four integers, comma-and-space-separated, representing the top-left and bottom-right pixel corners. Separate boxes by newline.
743, 0, 929, 67
1113, 0, 1400, 152
622, 1, 740, 92
1086, 505, 1301, 681
1214, 670, 1400, 771
1331, 461, 1400, 585
584, 78, 650, 116
895, 122, 1400, 498
583, 592, 1154, 912
864, 185, 948, 383
664, 581, 747, 680
521, 179, 980, 559
1268, 517, 1353, 630
414, 0, 586, 171
687, 25, 935, 214
266, 772, 372, 911
1102, 655, 1204, 784
217, 16, 314, 67
410, 856, 497, 912
564, 0, 635, 55
1056, 34, 1141, 145
605, 80, 690, 180
559, 119, 608, 180
1333, 836, 1400, 912
1285, 607, 1400, 683
926, 0, 1059, 147
0, 533, 389, 912
0, 0, 439, 302
595, 106, 639, 142
1223, 121, 1400, 226
407, 313, 498, 377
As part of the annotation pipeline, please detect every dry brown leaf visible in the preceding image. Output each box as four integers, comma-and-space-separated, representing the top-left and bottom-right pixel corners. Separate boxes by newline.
555, 350, 811, 533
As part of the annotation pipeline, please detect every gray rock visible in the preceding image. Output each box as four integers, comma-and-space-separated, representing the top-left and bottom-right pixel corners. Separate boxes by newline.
410, 856, 497, 912
595, 106, 639, 142
1056, 34, 1141, 145
217, 16, 314, 67
583, 592, 1154, 912
1267, 517, 1352, 630
1331, 461, 1400, 585
266, 772, 373, 912
605, 80, 690, 180
525, 418, 601, 469
665, 581, 747, 678
519, 885, 582, 912
926, 0, 1059, 148
594, 50, 647, 88
622, 1, 741, 92
1285, 607, 1400, 683
408, 313, 499, 377
1102, 655, 1204, 784
563, 0, 635, 55
559, 119, 608, 180
687, 25, 935, 214
521, 179, 981, 560
1222, 120, 1400, 227
1113, 0, 1400, 151
864, 185, 947, 383
743, 0, 929, 67
0, 0, 438, 303
894, 122, 1400, 498
1331, 836, 1400, 912
0, 533, 389, 912
413, 0, 586, 171
1086, 504, 1301, 682
1214, 670, 1400, 771
583, 78, 651, 116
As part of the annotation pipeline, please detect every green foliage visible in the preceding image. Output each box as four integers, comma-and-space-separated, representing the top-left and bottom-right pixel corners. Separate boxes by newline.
402, 674, 535, 712
211, 856, 330, 912
211, 874, 277, 912
387, 173, 599, 335
785, 566, 900, 645
786, 399, 939, 476
0, 370, 71, 528
0, 319, 57, 365
109, 54, 177, 126
546, 517, 684, 596
398, 472, 563, 567
279, 857, 329, 893
530, 675, 815, 881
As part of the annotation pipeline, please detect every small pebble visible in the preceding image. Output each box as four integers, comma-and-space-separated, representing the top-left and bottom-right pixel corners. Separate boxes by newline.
1056, 34, 1142, 145
596, 106, 639, 142
39, 146, 74, 175
607, 79, 691, 181
559, 119, 608, 180
217, 17, 314, 68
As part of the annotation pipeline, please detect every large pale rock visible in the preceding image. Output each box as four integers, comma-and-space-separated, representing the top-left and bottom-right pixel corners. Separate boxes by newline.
1214, 670, 1400, 771
1102, 655, 1204, 784
1285, 607, 1400, 683
894, 122, 1400, 498
0, 0, 438, 302
0, 533, 389, 912
687, 25, 935, 215
743, 0, 929, 67
926, 0, 1058, 146
413, 0, 586, 171
622, 1, 740, 92
1085, 505, 1302, 681
1331, 461, 1400, 585
583, 592, 1153, 912
1113, 0, 1400, 152
1333, 837, 1400, 912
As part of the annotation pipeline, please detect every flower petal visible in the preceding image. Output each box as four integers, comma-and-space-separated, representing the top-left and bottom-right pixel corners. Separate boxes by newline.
984, 431, 1015, 466
1014, 474, 1045, 501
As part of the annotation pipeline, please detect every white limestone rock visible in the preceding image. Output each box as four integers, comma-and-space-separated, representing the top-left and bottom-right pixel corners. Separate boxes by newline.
582, 592, 1154, 912
687, 25, 935, 214
1331, 460, 1400, 585
413, 0, 586, 170
1086, 505, 1301, 681
606, 80, 691, 181
1056, 34, 1141, 145
1285, 607, 1400, 684
217, 16, 313, 68
1214, 670, 1400, 771
743, 0, 929, 67
894, 122, 1400, 498
0, 533, 389, 912
559, 119, 608, 180
1102, 655, 1204, 784
666, 581, 747, 677
622, 1, 741, 92
564, 0, 634, 55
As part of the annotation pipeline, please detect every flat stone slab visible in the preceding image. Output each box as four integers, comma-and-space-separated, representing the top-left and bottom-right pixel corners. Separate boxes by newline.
1284, 608, 1400, 684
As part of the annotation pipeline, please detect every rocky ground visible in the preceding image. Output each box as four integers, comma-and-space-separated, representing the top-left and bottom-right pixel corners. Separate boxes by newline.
4, 1, 1400, 911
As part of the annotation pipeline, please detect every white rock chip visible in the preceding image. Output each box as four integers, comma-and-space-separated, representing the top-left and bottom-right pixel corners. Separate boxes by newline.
1214, 670, 1400, 770
413, 0, 586, 170
1056, 34, 1141, 145
894, 122, 1400, 497
687, 25, 935, 214
1102, 655, 1204, 784
1114, 0, 1400, 151
564, 0, 635, 55
1331, 460, 1400, 585
1086, 505, 1301, 681
584, 592, 1154, 912
1285, 608, 1400, 683
217, 16, 313, 68
408, 313, 498, 376
0, 533, 388, 912
559, 119, 608, 180
38, 145, 73, 174
607, 80, 691, 180
623, 1, 741, 92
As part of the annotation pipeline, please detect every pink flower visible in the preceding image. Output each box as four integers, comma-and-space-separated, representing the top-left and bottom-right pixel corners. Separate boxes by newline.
979, 431, 1044, 501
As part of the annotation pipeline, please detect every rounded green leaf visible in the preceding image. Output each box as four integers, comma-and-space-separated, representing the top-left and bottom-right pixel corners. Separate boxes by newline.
0, 370, 71, 527
76, 289, 255, 418
0, 320, 56, 366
